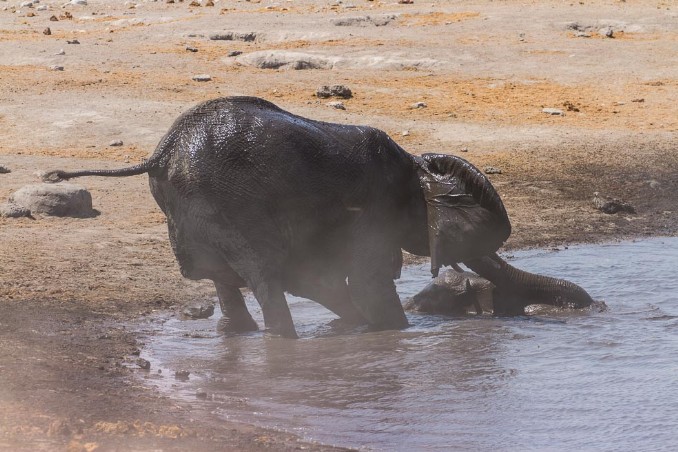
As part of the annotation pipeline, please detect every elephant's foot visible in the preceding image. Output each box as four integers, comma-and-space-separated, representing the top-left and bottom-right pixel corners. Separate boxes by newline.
217, 314, 259, 335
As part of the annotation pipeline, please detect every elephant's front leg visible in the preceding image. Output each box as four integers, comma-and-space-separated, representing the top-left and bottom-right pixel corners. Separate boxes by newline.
347, 242, 409, 330
215, 282, 258, 333
251, 280, 298, 338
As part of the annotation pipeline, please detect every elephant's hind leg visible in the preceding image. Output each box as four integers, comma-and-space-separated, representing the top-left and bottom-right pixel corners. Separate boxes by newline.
215, 283, 258, 333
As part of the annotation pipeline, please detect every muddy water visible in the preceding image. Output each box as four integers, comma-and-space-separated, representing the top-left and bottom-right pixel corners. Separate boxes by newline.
142, 238, 678, 451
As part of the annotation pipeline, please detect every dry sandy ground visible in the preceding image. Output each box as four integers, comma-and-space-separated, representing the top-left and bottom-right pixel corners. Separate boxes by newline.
0, 0, 676, 450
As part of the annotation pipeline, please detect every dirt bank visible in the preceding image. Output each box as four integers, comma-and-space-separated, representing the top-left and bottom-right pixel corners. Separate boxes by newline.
0, 0, 675, 450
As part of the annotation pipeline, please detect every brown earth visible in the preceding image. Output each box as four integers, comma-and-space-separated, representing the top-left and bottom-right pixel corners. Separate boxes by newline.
0, 0, 676, 450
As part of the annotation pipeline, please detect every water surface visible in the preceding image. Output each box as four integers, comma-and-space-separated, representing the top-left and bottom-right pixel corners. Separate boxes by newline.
142, 238, 678, 451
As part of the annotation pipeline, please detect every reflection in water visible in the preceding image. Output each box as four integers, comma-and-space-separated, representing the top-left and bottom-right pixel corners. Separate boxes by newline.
143, 238, 678, 451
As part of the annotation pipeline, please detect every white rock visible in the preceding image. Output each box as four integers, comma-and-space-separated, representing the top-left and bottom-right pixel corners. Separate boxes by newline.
9, 183, 93, 217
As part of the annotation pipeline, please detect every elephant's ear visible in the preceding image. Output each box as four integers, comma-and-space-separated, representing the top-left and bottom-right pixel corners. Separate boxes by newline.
417, 153, 511, 276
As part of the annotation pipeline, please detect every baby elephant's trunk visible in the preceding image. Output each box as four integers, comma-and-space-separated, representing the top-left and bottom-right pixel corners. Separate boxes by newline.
464, 253, 594, 313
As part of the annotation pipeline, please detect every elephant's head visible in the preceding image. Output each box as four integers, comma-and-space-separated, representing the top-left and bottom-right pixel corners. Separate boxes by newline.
410, 153, 511, 277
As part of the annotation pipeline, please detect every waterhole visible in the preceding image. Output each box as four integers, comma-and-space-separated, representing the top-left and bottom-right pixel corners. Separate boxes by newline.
141, 238, 678, 451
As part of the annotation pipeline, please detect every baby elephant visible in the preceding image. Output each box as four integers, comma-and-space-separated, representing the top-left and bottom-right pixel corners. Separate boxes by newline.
406, 254, 596, 316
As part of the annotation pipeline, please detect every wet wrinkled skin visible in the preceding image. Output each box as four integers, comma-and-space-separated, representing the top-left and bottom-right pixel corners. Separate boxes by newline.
41, 96, 556, 338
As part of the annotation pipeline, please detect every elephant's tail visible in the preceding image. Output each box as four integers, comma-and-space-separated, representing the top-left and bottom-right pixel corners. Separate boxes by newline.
41, 160, 153, 183
40, 131, 176, 183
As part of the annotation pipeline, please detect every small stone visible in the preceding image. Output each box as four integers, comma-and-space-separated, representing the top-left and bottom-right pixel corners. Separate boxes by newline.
50, 15, 58, 21
26, 11, 35, 17
646, 180, 660, 189
402, 130, 410, 136
182, 301, 215, 319
410, 102, 427, 109
592, 192, 636, 214
55, 49, 65, 55
49, 65, 64, 71
66, 39, 80, 44
460, 147, 468, 152
204, 0, 214, 6
191, 74, 212, 82
563, 101, 580, 112
631, 98, 645, 103
109, 139, 123, 147
542, 108, 564, 116
136, 358, 151, 370
185, 46, 198, 52
69, 0, 88, 5
20, 1, 33, 7
576, 31, 591, 38
196, 390, 208, 400
484, 166, 503, 174
316, 85, 353, 99
0, 165, 10, 174
0, 203, 32, 219
599, 27, 614, 38
175, 370, 190, 381
43, 27, 51, 35
227, 50, 242, 57
327, 101, 346, 110
37, 5, 47, 11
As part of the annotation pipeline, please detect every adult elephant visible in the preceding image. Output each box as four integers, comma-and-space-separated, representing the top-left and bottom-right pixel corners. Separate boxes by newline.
43, 96, 514, 338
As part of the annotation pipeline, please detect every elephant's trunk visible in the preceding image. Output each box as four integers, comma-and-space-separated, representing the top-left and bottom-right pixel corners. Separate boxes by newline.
464, 253, 594, 313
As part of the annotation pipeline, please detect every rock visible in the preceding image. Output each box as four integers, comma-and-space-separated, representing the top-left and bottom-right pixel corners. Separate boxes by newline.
227, 50, 242, 57
20, 1, 33, 7
410, 102, 427, 109
175, 370, 190, 381
0, 202, 32, 218
327, 101, 346, 110
43, 27, 51, 35
576, 31, 591, 38
402, 130, 410, 136
316, 85, 352, 99
646, 180, 660, 189
484, 166, 503, 174
49, 65, 64, 71
196, 390, 208, 400
563, 101, 580, 112
191, 74, 212, 82
9, 183, 94, 217
37, 5, 47, 11
55, 49, 65, 55
68, 0, 88, 5
0, 165, 10, 174
330, 15, 398, 27
182, 301, 215, 319
599, 27, 614, 38
109, 139, 123, 146
185, 46, 198, 52
592, 192, 636, 214
136, 358, 151, 370
542, 108, 564, 116
66, 39, 80, 44
209, 31, 256, 42
239, 51, 335, 70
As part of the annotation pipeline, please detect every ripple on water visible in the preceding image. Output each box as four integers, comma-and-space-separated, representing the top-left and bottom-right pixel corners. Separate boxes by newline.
143, 238, 678, 451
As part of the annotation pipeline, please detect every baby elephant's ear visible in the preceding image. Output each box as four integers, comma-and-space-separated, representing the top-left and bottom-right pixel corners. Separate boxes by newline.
417, 153, 511, 276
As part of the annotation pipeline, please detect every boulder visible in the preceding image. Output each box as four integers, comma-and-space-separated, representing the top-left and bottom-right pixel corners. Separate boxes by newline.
9, 183, 94, 217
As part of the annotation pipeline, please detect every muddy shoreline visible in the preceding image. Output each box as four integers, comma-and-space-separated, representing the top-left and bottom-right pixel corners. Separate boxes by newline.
1, 0, 676, 450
